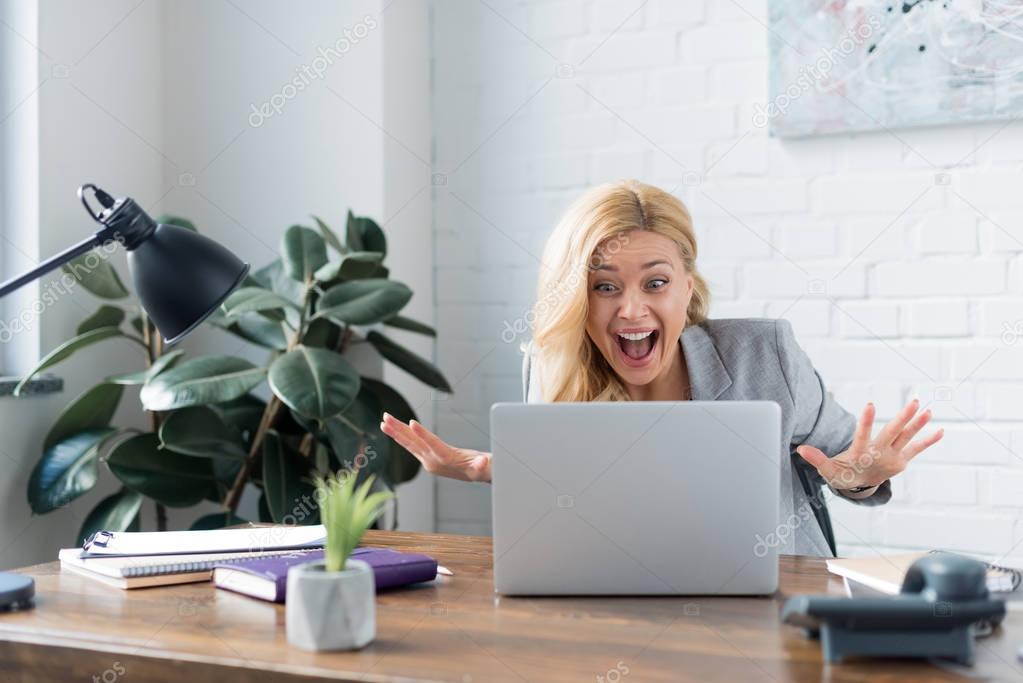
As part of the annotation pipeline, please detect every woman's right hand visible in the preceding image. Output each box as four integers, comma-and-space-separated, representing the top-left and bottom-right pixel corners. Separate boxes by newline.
380, 412, 492, 483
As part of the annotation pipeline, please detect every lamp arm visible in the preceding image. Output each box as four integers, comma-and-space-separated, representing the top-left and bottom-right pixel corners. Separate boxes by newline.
0, 231, 111, 298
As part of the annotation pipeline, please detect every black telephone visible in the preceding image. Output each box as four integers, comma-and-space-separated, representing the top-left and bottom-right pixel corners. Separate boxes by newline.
782, 552, 1006, 665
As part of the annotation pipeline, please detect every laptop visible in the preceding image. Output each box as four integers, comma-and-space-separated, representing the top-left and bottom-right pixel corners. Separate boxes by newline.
489, 401, 781, 596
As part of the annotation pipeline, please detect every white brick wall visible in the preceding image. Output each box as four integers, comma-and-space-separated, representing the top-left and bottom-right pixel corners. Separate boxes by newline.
429, 0, 1023, 559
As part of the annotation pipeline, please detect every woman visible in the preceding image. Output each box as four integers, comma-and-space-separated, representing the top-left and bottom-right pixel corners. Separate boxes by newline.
380, 179, 942, 557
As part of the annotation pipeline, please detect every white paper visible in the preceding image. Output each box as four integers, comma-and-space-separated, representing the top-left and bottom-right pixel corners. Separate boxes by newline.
82, 524, 326, 557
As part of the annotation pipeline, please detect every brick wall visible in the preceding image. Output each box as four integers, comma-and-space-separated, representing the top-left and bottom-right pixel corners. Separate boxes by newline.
429, 0, 1023, 560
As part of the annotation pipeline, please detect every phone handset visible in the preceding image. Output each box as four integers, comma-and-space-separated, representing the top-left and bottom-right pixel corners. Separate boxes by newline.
782, 552, 1006, 664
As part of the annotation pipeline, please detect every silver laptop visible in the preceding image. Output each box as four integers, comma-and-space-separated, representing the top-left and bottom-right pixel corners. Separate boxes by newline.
490, 401, 781, 596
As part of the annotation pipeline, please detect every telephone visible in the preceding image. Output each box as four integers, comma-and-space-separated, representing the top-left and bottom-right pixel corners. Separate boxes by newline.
782, 552, 1006, 665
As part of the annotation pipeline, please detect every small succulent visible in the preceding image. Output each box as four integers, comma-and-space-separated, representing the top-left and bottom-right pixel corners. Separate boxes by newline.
317, 472, 394, 572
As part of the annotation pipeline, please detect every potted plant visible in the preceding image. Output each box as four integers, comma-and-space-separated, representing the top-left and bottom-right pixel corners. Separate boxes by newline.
287, 472, 393, 651
16, 212, 450, 541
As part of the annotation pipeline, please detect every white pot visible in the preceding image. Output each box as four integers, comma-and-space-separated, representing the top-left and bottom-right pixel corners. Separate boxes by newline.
286, 559, 376, 651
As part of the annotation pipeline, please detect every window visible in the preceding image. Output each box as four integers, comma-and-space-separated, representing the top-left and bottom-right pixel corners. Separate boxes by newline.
0, 1, 41, 376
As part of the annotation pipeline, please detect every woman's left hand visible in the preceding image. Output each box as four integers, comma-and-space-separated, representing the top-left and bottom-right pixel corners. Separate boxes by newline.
795, 398, 944, 493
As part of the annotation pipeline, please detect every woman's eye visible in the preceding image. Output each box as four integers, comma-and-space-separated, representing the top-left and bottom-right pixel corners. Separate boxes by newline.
648, 278, 668, 290
594, 282, 616, 293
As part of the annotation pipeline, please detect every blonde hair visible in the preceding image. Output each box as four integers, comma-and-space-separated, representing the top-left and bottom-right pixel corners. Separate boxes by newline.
526, 179, 709, 403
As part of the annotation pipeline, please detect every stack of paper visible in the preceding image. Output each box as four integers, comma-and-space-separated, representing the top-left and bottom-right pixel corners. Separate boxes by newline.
59, 525, 327, 589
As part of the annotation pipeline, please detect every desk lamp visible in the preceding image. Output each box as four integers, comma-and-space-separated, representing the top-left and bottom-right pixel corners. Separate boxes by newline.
0, 184, 250, 343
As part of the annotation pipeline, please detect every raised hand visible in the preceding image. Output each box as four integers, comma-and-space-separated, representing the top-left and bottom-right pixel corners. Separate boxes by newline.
380, 412, 492, 483
795, 398, 943, 492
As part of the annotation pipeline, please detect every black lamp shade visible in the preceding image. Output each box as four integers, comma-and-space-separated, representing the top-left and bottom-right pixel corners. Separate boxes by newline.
128, 223, 249, 344
0, 185, 249, 345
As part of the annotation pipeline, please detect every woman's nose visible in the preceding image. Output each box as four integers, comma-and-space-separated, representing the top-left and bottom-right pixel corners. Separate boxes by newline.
618, 288, 647, 320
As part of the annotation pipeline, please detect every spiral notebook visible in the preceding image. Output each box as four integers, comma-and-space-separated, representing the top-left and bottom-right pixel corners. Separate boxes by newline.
58, 547, 325, 589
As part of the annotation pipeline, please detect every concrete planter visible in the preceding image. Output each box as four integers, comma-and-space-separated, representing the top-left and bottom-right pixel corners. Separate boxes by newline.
286, 559, 375, 651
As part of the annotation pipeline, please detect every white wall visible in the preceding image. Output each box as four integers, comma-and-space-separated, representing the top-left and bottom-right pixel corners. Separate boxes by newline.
157, 0, 435, 530
429, 0, 1023, 560
0, 0, 435, 569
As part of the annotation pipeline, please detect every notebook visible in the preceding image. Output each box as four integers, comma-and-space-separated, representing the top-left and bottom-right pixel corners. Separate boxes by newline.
827, 551, 1023, 607
81, 524, 326, 557
213, 547, 439, 603
58, 547, 321, 589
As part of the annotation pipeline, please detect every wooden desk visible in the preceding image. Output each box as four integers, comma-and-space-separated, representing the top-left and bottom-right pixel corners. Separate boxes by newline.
1, 530, 1021, 682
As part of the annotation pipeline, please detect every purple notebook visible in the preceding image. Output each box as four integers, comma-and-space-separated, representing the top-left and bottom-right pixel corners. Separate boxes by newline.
212, 547, 438, 603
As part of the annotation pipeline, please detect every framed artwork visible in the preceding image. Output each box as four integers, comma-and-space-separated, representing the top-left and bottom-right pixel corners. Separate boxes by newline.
766, 0, 1023, 137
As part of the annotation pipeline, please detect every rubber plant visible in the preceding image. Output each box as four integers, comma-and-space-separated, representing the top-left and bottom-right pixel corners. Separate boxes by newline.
19, 212, 450, 544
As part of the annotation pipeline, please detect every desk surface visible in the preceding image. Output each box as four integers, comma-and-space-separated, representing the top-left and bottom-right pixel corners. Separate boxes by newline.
1, 530, 1021, 682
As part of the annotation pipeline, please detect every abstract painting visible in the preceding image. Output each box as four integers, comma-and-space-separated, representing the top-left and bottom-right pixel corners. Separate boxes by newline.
766, 0, 1023, 137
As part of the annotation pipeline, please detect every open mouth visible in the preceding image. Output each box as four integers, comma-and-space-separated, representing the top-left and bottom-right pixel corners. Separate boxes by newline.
614, 329, 659, 367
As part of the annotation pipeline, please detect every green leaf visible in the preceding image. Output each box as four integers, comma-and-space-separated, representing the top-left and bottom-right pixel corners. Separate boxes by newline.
289, 410, 334, 455
301, 317, 343, 349
106, 349, 184, 385
217, 394, 267, 444
268, 346, 360, 420
257, 490, 274, 523
233, 315, 289, 349
325, 417, 363, 470
208, 309, 288, 350
282, 224, 328, 282
221, 286, 298, 320
262, 430, 317, 524
383, 314, 436, 337
313, 215, 346, 255
345, 210, 364, 252
315, 279, 412, 325
346, 211, 387, 257
14, 327, 130, 396
251, 258, 304, 304
210, 454, 243, 504
317, 473, 393, 571
61, 251, 129, 299
189, 512, 248, 530
44, 383, 124, 451
159, 406, 247, 459
326, 386, 386, 472
314, 251, 385, 283
77, 305, 125, 335
367, 330, 453, 392
156, 215, 197, 232
361, 377, 421, 485
107, 433, 215, 507
28, 428, 112, 514
140, 356, 267, 411
77, 488, 143, 546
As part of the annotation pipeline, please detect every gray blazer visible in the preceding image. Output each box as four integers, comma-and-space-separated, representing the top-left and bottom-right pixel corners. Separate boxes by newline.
521, 317, 891, 557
